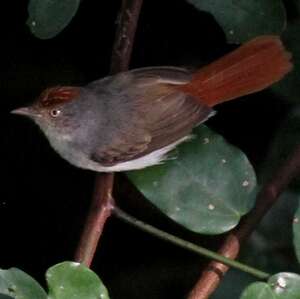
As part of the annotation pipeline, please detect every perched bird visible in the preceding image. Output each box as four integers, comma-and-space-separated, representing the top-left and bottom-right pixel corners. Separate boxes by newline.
12, 36, 292, 172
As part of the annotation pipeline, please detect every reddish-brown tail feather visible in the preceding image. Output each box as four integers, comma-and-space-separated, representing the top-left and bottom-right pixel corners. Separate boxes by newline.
179, 36, 293, 107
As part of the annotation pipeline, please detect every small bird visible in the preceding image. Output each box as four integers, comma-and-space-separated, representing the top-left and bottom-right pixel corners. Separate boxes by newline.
12, 36, 292, 172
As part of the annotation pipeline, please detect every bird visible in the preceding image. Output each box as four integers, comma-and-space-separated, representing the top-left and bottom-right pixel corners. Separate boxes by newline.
11, 36, 292, 172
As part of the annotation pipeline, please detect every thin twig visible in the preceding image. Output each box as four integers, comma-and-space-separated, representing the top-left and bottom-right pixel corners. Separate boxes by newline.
113, 207, 270, 280
74, 0, 144, 267
187, 144, 300, 299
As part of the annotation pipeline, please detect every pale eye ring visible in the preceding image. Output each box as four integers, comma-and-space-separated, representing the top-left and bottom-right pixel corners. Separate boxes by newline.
50, 109, 61, 118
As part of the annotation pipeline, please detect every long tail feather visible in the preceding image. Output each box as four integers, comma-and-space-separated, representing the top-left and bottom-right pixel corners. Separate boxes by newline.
179, 36, 293, 107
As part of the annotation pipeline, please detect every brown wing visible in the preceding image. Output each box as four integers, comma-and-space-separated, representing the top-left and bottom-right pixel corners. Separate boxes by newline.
90, 67, 214, 167
90, 128, 152, 166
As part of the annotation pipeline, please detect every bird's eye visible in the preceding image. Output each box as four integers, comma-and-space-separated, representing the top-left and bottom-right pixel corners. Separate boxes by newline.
50, 109, 61, 118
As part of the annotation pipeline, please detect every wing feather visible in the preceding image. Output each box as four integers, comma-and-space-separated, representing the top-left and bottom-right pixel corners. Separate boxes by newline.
89, 67, 214, 167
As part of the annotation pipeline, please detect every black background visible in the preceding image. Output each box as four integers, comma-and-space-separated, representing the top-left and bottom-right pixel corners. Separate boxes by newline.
0, 1, 290, 298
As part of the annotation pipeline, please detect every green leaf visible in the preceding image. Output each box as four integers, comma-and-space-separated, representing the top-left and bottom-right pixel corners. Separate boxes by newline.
241, 273, 300, 299
127, 126, 257, 235
272, 19, 300, 103
269, 273, 300, 298
242, 191, 300, 274
46, 261, 109, 299
211, 270, 256, 299
0, 268, 47, 299
186, 0, 286, 43
293, 202, 300, 263
260, 106, 300, 189
27, 0, 80, 39
241, 282, 276, 299
254, 190, 299, 250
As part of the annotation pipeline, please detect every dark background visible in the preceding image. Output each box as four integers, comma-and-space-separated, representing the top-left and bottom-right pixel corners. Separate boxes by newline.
0, 1, 290, 298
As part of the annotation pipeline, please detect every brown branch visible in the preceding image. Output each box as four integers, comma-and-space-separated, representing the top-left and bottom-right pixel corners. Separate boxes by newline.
74, 174, 115, 266
187, 144, 300, 299
74, 0, 144, 267
110, 0, 144, 74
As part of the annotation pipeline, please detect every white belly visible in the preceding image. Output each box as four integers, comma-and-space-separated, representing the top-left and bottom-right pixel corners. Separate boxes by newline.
76, 136, 191, 172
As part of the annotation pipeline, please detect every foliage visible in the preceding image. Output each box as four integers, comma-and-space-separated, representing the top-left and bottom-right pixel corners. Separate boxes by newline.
0, 268, 46, 299
241, 273, 300, 299
128, 126, 256, 235
0, 262, 109, 299
293, 203, 300, 263
27, 0, 80, 39
19, 0, 300, 298
186, 0, 286, 43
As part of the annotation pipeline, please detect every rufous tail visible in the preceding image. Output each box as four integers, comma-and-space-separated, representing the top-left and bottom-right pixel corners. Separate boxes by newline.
179, 36, 293, 107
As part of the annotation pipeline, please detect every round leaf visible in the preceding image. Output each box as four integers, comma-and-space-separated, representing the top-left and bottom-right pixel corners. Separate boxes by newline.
0, 268, 47, 299
242, 191, 300, 274
211, 270, 256, 299
293, 203, 300, 263
186, 0, 286, 43
269, 273, 300, 298
260, 106, 300, 189
27, 0, 80, 39
256, 191, 300, 252
241, 273, 300, 299
272, 19, 300, 103
46, 261, 109, 299
240, 282, 276, 299
127, 126, 257, 235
